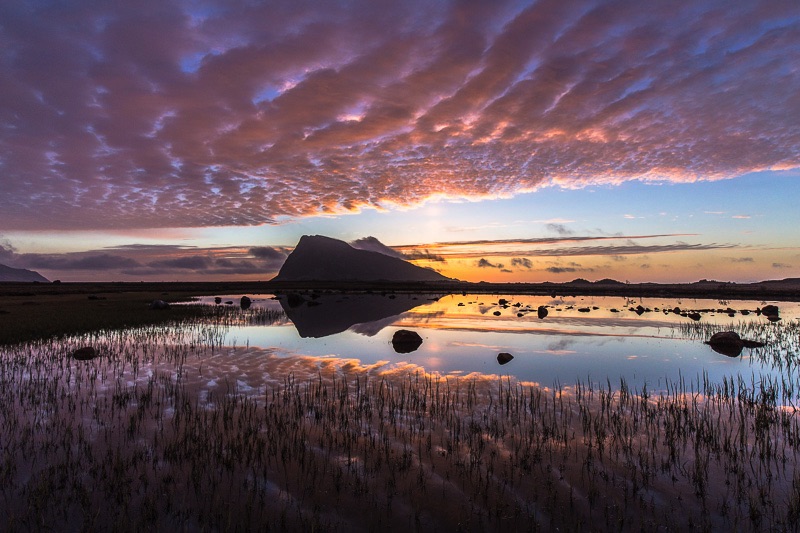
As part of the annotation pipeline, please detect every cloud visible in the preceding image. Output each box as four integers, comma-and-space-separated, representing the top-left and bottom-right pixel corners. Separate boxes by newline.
546, 267, 577, 274
22, 253, 142, 270
730, 257, 754, 263
772, 262, 792, 269
0, 0, 797, 231
477, 258, 504, 269
546, 223, 574, 236
404, 249, 446, 262
732, 215, 752, 219
149, 256, 212, 270
249, 246, 288, 261
511, 257, 533, 269
11, 242, 285, 279
0, 240, 17, 264
350, 237, 405, 259
351, 236, 445, 262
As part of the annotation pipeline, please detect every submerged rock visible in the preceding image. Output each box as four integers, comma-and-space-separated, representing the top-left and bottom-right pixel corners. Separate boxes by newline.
497, 352, 514, 365
149, 299, 170, 310
391, 330, 423, 354
706, 331, 766, 357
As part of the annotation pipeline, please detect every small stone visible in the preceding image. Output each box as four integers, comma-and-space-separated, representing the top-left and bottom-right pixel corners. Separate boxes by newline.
497, 352, 514, 365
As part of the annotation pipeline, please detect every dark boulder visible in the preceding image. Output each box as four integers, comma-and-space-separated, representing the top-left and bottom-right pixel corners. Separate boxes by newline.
149, 299, 170, 310
760, 305, 780, 321
240, 296, 252, 310
706, 331, 766, 357
214, 297, 222, 304
72, 346, 98, 361
687, 312, 702, 321
392, 330, 423, 354
497, 352, 514, 365
537, 306, 548, 319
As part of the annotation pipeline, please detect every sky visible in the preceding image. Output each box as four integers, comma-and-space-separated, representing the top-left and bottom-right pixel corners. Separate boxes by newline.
1, 0, 799, 283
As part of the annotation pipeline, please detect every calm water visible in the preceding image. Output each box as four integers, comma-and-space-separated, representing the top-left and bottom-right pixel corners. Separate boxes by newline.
194, 293, 800, 394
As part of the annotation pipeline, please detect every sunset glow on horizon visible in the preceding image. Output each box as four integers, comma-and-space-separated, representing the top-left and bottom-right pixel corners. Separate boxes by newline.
1, 1, 798, 283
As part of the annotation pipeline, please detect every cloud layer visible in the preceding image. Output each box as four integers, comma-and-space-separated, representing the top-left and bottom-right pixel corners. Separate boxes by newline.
2, 0, 798, 230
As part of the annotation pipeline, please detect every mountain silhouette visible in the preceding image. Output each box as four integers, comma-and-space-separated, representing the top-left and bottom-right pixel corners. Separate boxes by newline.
0, 264, 49, 282
272, 235, 452, 282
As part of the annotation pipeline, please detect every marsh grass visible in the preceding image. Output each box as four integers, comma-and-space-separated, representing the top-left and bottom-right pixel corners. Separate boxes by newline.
1, 309, 800, 530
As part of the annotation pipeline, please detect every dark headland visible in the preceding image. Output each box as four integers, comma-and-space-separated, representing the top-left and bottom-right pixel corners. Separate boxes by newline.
0, 263, 49, 283
264, 234, 800, 301
272, 234, 452, 283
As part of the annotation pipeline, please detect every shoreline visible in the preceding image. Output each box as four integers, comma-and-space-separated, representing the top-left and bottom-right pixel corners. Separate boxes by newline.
2, 278, 798, 301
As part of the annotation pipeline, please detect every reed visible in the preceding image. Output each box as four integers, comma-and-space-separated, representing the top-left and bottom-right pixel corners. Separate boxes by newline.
0, 309, 798, 530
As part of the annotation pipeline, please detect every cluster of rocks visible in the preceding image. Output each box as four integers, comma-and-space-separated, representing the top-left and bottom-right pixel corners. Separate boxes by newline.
484, 299, 782, 323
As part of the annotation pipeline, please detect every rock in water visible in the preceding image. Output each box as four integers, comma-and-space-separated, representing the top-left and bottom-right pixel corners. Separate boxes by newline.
497, 352, 514, 365
537, 306, 548, 319
72, 346, 98, 361
760, 305, 780, 321
706, 331, 766, 357
240, 295, 252, 310
391, 330, 423, 354
149, 300, 170, 310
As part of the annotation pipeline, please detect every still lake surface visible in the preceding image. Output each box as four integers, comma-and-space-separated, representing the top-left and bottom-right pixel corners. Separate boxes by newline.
192, 293, 800, 396
4, 292, 800, 529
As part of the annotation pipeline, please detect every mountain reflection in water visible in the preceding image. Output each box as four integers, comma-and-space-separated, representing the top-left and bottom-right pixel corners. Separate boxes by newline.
275, 292, 442, 338
193, 293, 799, 393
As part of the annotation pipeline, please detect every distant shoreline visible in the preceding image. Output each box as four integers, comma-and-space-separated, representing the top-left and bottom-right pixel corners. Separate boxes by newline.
2, 278, 799, 301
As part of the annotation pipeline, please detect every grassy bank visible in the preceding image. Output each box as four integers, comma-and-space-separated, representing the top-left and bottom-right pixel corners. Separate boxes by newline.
0, 282, 251, 345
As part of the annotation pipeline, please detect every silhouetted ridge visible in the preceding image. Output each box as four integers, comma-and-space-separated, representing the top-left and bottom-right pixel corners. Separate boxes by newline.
272, 235, 452, 282
0, 264, 49, 282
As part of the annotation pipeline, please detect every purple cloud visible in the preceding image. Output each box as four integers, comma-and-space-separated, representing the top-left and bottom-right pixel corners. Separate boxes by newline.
249, 246, 288, 262
511, 257, 533, 269
1, 1, 798, 230
477, 258, 504, 269
546, 267, 577, 274
350, 237, 405, 259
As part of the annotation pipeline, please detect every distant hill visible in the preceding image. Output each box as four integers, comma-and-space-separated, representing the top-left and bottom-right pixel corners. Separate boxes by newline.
0, 264, 49, 282
272, 235, 453, 282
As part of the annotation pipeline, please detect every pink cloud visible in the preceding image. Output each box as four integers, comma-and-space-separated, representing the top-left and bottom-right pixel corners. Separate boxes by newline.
1, 0, 798, 230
